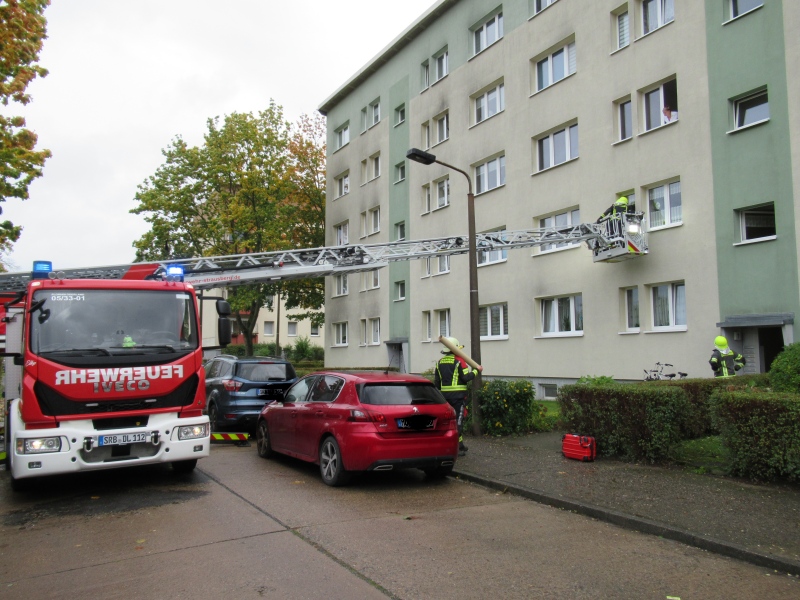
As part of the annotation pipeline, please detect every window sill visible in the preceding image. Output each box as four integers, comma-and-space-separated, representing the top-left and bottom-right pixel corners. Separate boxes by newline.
332, 143, 349, 154
528, 72, 576, 99
469, 109, 505, 130
480, 336, 509, 341
723, 5, 763, 25
475, 183, 505, 198
535, 243, 581, 257
431, 203, 450, 213
639, 119, 679, 137
734, 235, 776, 246
644, 326, 688, 334
618, 329, 640, 335
612, 136, 633, 147
531, 156, 579, 177
394, 298, 406, 302
609, 43, 630, 57
394, 178, 406, 185
394, 120, 405, 128
635, 19, 674, 42
432, 271, 450, 277
726, 118, 769, 135
648, 222, 682, 233
535, 332, 584, 339
431, 138, 449, 149
469, 37, 504, 62
478, 258, 507, 268
432, 74, 449, 87
331, 345, 348, 349
420, 86, 429, 95
332, 294, 349, 299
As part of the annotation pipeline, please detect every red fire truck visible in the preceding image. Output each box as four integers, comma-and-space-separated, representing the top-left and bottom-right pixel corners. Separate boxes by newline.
1, 261, 231, 490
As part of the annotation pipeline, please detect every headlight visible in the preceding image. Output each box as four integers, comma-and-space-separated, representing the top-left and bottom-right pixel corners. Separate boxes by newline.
626, 223, 641, 234
18, 437, 62, 454
178, 423, 209, 440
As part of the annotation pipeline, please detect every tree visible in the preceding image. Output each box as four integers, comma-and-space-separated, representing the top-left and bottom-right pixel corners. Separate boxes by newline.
0, 0, 52, 267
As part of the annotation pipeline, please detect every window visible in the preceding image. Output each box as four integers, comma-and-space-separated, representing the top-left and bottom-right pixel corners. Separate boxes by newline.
648, 181, 681, 228
421, 61, 430, 90
537, 124, 578, 171
264, 321, 274, 336
475, 83, 505, 124
479, 229, 508, 265
475, 155, 506, 194
395, 221, 406, 241
437, 309, 451, 337
395, 162, 406, 183
533, 0, 558, 15
625, 287, 640, 330
480, 303, 509, 340
617, 11, 630, 49
370, 318, 381, 345
422, 184, 432, 214
435, 112, 449, 143
642, 0, 674, 35
539, 209, 581, 252
435, 49, 448, 81
651, 282, 686, 329
395, 104, 406, 125
333, 322, 348, 346
335, 124, 349, 149
310, 324, 319, 337
541, 294, 583, 335
396, 280, 406, 301
739, 203, 776, 242
734, 90, 769, 129
731, 0, 762, 18
335, 173, 349, 198
436, 178, 450, 208
437, 254, 450, 274
473, 12, 504, 55
535, 42, 576, 92
422, 122, 431, 149
360, 108, 368, 132
287, 322, 298, 337
334, 222, 348, 245
334, 274, 348, 296
643, 79, 678, 131
370, 206, 380, 233
541, 384, 558, 399
369, 269, 380, 289
422, 311, 432, 341
422, 257, 432, 278
360, 319, 367, 346
370, 100, 381, 126
372, 154, 381, 178
618, 100, 632, 141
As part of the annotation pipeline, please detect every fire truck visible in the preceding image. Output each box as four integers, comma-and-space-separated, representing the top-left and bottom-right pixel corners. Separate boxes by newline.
0, 212, 645, 490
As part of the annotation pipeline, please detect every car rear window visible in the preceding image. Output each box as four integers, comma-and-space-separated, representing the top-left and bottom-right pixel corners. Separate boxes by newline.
237, 362, 295, 382
359, 383, 446, 406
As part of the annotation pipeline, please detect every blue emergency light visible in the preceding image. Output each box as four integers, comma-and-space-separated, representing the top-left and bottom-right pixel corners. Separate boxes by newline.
166, 265, 184, 281
31, 260, 53, 279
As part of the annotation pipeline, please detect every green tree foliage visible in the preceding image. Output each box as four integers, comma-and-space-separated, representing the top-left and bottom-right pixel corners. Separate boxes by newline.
0, 0, 52, 267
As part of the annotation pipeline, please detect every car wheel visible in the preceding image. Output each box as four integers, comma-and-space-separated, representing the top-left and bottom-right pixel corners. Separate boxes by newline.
208, 403, 219, 431
423, 465, 454, 480
172, 459, 197, 474
256, 420, 273, 459
319, 436, 350, 487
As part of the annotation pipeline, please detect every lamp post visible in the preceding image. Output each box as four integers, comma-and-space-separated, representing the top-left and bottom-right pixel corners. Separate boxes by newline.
407, 148, 482, 435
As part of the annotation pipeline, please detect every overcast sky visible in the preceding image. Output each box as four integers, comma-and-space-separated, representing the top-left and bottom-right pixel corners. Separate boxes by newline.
4, 0, 435, 272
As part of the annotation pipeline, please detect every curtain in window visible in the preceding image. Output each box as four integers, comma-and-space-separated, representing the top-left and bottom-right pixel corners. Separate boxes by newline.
558, 297, 572, 332
479, 307, 488, 336
649, 186, 666, 227
674, 284, 686, 326
569, 125, 579, 159
491, 304, 503, 336
669, 182, 682, 223
553, 129, 567, 165
643, 0, 657, 33
626, 288, 639, 328
618, 12, 629, 48
662, 0, 674, 24
543, 299, 554, 332
574, 295, 583, 331
567, 42, 576, 74
652, 285, 670, 327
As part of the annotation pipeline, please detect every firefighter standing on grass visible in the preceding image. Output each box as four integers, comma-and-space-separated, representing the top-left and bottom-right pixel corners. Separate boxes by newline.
435, 337, 479, 457
709, 335, 746, 377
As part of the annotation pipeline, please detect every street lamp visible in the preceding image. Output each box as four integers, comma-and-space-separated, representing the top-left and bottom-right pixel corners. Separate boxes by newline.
407, 148, 483, 435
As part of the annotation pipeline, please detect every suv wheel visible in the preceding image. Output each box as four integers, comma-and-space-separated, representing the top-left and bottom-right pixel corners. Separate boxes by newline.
208, 403, 219, 431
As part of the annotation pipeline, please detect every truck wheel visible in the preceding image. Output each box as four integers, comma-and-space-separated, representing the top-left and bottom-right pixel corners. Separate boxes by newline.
172, 459, 197, 474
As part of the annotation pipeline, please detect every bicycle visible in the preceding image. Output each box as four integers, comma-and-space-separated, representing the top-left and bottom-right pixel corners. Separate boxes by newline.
643, 362, 688, 381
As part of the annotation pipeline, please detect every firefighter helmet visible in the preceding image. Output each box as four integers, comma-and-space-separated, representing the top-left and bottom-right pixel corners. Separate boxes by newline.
714, 335, 728, 351
441, 337, 464, 354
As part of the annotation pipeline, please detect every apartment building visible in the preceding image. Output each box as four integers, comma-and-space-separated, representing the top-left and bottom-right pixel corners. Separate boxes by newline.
318, 0, 800, 394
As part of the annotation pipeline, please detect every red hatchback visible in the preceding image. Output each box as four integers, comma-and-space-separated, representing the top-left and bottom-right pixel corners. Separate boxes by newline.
255, 371, 459, 486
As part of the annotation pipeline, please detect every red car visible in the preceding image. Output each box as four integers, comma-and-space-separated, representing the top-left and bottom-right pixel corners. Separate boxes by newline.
255, 371, 459, 486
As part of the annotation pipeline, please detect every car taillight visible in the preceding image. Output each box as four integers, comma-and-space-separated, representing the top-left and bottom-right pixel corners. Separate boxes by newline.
348, 409, 386, 425
223, 380, 242, 392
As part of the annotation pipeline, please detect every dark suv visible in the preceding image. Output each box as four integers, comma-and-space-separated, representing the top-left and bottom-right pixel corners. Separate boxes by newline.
204, 355, 298, 431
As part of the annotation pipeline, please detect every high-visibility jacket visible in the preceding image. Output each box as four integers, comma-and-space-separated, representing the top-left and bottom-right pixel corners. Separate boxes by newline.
709, 347, 745, 378
434, 354, 477, 401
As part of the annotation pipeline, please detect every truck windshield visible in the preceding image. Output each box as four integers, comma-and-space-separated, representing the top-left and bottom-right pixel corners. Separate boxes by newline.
29, 289, 199, 355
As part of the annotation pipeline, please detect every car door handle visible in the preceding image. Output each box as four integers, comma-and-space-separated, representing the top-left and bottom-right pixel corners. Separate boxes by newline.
291, 410, 298, 418
315, 410, 324, 418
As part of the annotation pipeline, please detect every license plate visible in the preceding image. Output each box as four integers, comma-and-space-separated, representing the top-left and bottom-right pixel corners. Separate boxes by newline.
396, 417, 435, 430
258, 389, 278, 397
99, 432, 151, 446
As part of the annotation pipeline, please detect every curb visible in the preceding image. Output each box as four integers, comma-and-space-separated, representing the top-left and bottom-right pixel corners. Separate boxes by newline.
452, 467, 800, 577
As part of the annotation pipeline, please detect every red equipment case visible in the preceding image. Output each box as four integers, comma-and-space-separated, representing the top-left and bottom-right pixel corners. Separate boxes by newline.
562, 434, 596, 462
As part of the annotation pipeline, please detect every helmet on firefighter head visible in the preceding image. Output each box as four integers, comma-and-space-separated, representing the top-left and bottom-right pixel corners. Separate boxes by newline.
615, 196, 629, 207
441, 336, 464, 354
714, 335, 729, 351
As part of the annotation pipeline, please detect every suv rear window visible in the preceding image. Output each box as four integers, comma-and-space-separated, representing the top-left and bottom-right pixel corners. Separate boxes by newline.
236, 362, 295, 381
359, 383, 446, 406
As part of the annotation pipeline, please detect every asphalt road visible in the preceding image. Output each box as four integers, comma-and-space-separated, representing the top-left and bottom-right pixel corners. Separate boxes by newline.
1, 445, 798, 600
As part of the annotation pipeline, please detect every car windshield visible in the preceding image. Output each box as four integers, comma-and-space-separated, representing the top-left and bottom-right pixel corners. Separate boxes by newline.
359, 383, 446, 406
29, 289, 198, 355
237, 362, 295, 381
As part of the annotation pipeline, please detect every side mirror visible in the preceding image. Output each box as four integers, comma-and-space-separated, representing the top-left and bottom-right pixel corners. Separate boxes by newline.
216, 300, 231, 316
218, 318, 231, 347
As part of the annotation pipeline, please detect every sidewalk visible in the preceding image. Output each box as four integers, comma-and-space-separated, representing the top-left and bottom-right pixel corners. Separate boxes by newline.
452, 431, 800, 575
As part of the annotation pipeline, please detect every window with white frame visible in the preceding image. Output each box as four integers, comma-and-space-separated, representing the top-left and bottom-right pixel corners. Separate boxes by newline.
731, 0, 762, 18
616, 10, 630, 49
479, 228, 508, 265
734, 90, 769, 129
360, 319, 367, 346
395, 221, 406, 241
334, 222, 348, 246
475, 155, 506, 194
435, 49, 448, 81
396, 280, 406, 301
648, 181, 681, 228
533, 0, 558, 15
360, 159, 368, 184
335, 124, 349, 150
310, 324, 319, 337
360, 108, 368, 132
541, 294, 583, 335
480, 303, 509, 340
435, 112, 449, 143
287, 322, 298, 337
422, 122, 431, 149
370, 270, 380, 289
369, 99, 381, 127
422, 184, 432, 214
333, 322, 348, 346
625, 287, 640, 330
618, 99, 632, 141
264, 321, 274, 336
642, 0, 674, 35
537, 124, 578, 171
422, 257, 432, 278
436, 178, 450, 208
370, 206, 380, 233
421, 61, 430, 90
651, 282, 686, 329
335, 173, 349, 198
473, 11, 504, 55
738, 203, 776, 242
371, 153, 381, 179
474, 82, 505, 124
437, 254, 450, 274
334, 274, 348, 296
643, 79, 678, 131
539, 208, 581, 252
436, 309, 451, 337
422, 311, 432, 341
395, 161, 406, 183
370, 318, 381, 345
395, 104, 406, 125
535, 41, 576, 92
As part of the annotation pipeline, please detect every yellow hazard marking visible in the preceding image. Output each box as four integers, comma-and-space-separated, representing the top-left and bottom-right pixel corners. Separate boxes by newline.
211, 433, 249, 441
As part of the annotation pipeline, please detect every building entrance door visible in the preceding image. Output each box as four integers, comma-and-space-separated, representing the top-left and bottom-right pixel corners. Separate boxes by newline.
758, 327, 784, 372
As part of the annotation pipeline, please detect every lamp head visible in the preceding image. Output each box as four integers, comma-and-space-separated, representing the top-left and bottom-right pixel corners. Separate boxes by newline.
406, 148, 436, 165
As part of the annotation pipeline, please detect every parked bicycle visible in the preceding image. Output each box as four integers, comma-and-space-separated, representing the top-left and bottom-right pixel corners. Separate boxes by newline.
643, 362, 688, 381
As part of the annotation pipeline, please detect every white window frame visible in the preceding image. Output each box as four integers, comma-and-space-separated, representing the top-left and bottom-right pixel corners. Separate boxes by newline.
539, 208, 581, 253
422, 122, 431, 149
422, 311, 432, 341
422, 257, 432, 278
738, 203, 776, 243
422, 184, 432, 214
480, 302, 509, 340
625, 287, 640, 332
478, 228, 508, 266
287, 321, 298, 337
540, 294, 583, 337
335, 124, 349, 150
395, 104, 406, 125
473, 12, 504, 55
533, 0, 558, 16
436, 254, 450, 275
647, 180, 681, 229
333, 322, 348, 347
421, 61, 430, 91
474, 82, 505, 125
368, 318, 380, 345
359, 319, 368, 346
617, 11, 630, 50
371, 153, 381, 179
535, 42, 576, 93
335, 173, 349, 198
396, 280, 406, 301
435, 112, 449, 144
369, 100, 381, 127
537, 124, 579, 171
263, 321, 274, 336
618, 99, 632, 142
395, 221, 406, 241
643, 79, 678, 131
650, 282, 686, 330
334, 222, 348, 246
435, 49, 448, 81
395, 161, 406, 183
733, 90, 769, 131
475, 155, 506, 194
730, 0, 763, 19
436, 309, 451, 338
334, 274, 348, 297
310, 324, 319, 337
641, 0, 674, 36
436, 177, 450, 208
